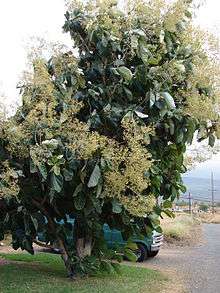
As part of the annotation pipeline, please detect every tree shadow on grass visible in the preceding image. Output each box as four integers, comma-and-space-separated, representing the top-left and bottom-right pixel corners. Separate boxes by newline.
0, 253, 167, 293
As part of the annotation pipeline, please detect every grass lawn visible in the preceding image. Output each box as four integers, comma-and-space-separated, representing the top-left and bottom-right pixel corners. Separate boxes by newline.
0, 252, 167, 293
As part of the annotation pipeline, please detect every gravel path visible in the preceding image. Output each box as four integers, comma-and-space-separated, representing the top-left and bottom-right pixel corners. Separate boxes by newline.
145, 224, 220, 293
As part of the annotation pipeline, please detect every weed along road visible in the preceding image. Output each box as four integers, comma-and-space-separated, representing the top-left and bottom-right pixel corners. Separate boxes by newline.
145, 224, 220, 293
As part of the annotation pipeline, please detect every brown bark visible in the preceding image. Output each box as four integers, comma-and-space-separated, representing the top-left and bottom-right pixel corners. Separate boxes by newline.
74, 217, 92, 259
76, 237, 92, 258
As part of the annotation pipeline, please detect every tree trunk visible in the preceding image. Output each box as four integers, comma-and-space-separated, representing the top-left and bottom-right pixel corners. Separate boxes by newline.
57, 238, 76, 278
76, 236, 92, 258
74, 217, 92, 259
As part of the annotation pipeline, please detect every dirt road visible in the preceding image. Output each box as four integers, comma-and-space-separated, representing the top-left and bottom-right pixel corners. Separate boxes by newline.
145, 224, 220, 293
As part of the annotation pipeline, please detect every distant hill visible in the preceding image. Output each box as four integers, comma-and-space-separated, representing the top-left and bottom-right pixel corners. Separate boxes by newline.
182, 176, 220, 203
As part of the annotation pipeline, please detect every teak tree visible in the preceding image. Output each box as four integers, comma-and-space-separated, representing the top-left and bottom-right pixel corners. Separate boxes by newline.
0, 0, 220, 276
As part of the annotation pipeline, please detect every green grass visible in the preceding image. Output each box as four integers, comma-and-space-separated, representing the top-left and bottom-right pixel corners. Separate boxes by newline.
0, 252, 167, 293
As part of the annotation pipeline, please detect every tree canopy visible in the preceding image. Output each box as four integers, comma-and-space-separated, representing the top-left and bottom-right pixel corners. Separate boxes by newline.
0, 0, 220, 276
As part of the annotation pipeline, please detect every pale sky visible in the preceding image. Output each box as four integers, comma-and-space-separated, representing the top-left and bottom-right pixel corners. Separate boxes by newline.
0, 0, 220, 178
0, 0, 219, 105
186, 154, 220, 178
0, 0, 72, 107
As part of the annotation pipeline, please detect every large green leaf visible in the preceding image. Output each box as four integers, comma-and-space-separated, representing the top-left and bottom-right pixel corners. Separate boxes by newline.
163, 209, 175, 218
51, 173, 63, 193
163, 200, 173, 209
124, 86, 133, 101
117, 66, 133, 81
88, 88, 100, 98
176, 131, 184, 144
88, 164, 101, 188
73, 183, 83, 197
63, 168, 74, 181
124, 248, 137, 262
38, 163, 47, 180
52, 165, 61, 176
30, 215, 38, 231
112, 199, 122, 213
138, 38, 151, 65
74, 194, 86, 210
161, 92, 176, 109
134, 110, 148, 119
186, 120, 195, 144
96, 181, 103, 197
149, 91, 156, 108
91, 197, 102, 214
168, 119, 175, 136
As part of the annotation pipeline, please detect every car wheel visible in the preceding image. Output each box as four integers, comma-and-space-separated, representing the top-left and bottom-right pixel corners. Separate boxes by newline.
148, 250, 159, 257
134, 244, 147, 262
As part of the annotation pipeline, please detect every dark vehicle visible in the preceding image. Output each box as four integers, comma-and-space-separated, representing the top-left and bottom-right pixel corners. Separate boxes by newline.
37, 216, 163, 262
103, 224, 163, 262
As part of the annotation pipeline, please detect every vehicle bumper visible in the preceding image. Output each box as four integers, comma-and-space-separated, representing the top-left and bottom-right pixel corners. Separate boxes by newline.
151, 235, 163, 251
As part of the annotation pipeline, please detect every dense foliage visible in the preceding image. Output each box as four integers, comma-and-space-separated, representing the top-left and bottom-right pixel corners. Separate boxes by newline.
0, 0, 220, 276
